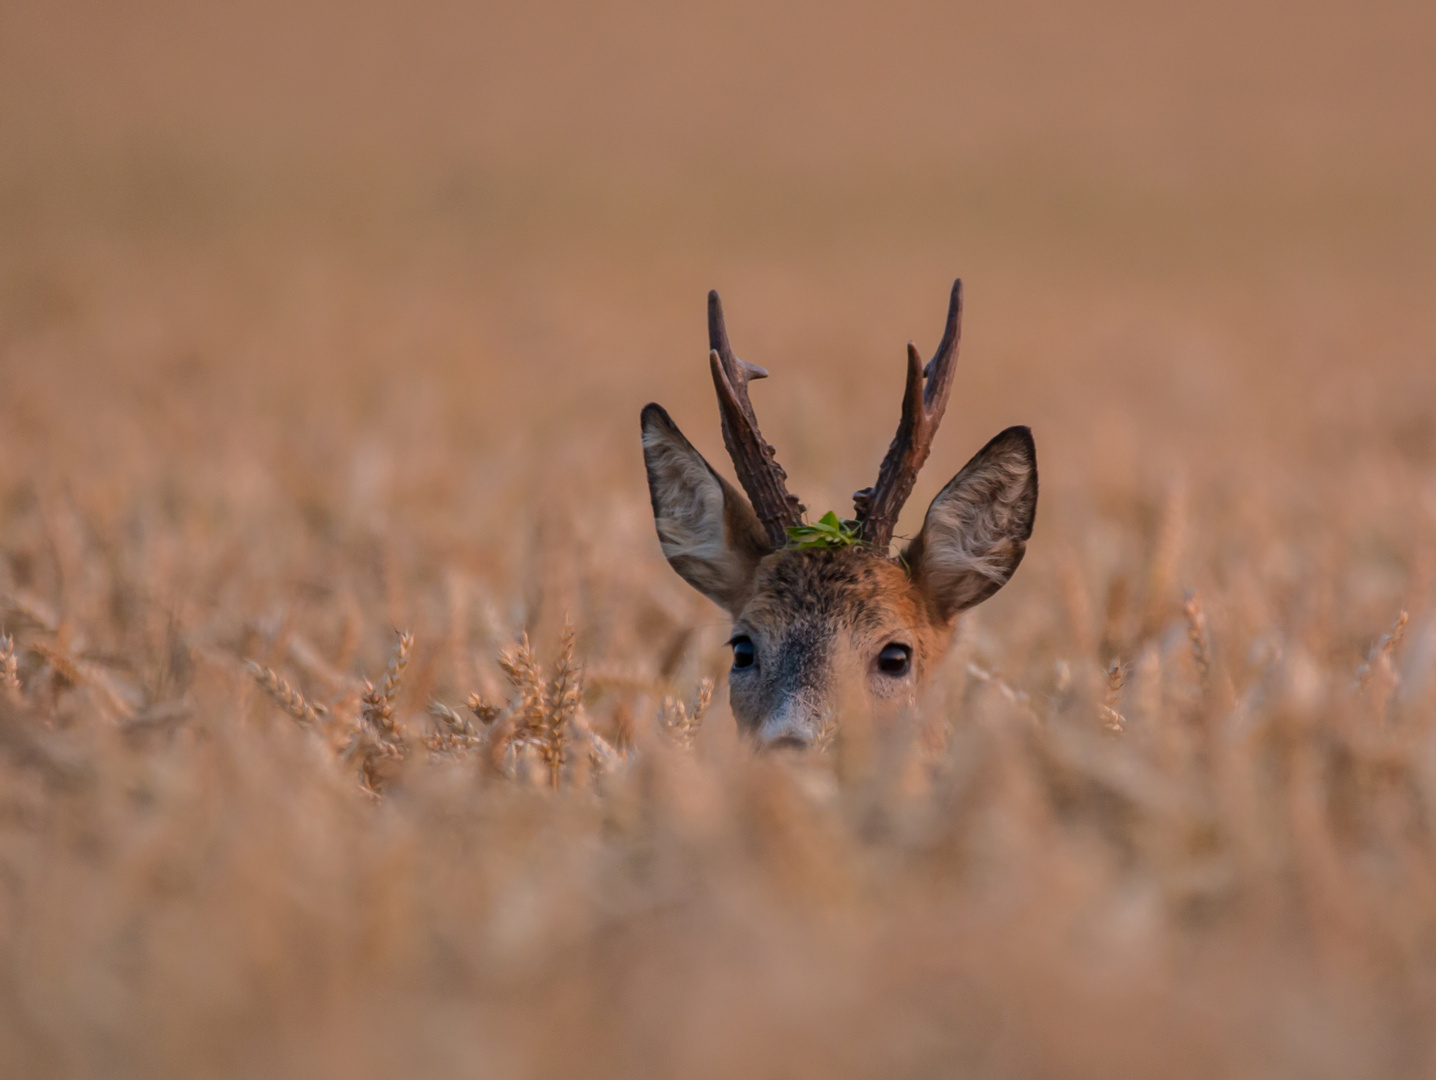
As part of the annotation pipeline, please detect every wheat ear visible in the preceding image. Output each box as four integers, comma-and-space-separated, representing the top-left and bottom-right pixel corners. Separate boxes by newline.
1183, 591, 1211, 691
344, 629, 415, 795
246, 660, 326, 726
1100, 657, 1127, 733
0, 635, 20, 699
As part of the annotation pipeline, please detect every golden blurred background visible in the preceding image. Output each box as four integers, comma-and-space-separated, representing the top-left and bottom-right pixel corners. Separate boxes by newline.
3, 2, 1434, 472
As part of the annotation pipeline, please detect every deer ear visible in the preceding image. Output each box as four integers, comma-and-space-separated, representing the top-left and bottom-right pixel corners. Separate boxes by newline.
641, 404, 772, 614
905, 426, 1037, 622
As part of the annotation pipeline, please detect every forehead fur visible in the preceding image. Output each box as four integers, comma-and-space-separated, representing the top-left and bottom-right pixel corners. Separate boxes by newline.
739, 547, 928, 634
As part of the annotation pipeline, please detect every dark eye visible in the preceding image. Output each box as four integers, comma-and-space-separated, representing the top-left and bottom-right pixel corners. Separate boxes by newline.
730, 635, 756, 670
877, 643, 912, 677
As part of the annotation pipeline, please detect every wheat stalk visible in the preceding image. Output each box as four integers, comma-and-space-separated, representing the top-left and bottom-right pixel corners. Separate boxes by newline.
541, 620, 582, 787
570, 704, 623, 774
343, 629, 414, 795
496, 633, 546, 751
1183, 591, 1211, 692
1355, 609, 1408, 691
660, 676, 714, 750
1141, 478, 1187, 637
425, 700, 484, 757
0, 634, 20, 699
488, 621, 587, 786
30, 637, 83, 691
466, 692, 504, 725
246, 660, 327, 726
361, 629, 413, 734
1100, 657, 1127, 733
813, 711, 839, 753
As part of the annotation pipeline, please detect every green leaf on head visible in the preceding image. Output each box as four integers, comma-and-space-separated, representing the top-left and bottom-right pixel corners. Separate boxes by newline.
785, 511, 863, 550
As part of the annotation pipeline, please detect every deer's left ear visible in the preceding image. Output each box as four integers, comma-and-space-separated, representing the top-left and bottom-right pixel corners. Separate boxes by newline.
904, 426, 1037, 622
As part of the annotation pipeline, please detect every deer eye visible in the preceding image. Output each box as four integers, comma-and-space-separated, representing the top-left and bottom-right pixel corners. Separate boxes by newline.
877, 643, 912, 677
730, 635, 756, 670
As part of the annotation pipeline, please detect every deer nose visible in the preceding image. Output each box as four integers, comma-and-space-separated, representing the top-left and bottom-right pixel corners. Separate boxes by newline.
762, 734, 809, 752
755, 699, 825, 750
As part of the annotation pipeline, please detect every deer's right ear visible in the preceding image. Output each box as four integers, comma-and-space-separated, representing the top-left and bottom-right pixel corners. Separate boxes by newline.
641, 404, 772, 614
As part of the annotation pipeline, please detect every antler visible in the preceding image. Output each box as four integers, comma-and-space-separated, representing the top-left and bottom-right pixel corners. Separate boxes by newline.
708, 290, 804, 549
853, 279, 963, 551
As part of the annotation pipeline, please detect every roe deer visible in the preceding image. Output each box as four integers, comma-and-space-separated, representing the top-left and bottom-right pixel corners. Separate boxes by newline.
641, 281, 1037, 748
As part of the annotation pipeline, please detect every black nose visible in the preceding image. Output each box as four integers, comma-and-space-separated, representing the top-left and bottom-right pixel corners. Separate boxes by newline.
763, 735, 809, 752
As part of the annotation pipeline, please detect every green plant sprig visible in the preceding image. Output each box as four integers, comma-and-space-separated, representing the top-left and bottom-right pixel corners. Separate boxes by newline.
785, 511, 863, 550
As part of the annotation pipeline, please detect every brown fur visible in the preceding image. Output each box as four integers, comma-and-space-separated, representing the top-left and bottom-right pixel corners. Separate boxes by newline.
642, 402, 1037, 747
728, 546, 954, 739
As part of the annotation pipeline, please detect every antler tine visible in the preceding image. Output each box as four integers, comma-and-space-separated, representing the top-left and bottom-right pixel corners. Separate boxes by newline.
707, 290, 804, 549
854, 279, 963, 551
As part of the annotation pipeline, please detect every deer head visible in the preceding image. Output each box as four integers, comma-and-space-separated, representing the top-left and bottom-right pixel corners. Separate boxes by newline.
641, 281, 1037, 748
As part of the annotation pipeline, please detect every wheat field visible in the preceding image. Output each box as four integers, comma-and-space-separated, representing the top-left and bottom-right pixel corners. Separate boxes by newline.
2, 1, 1436, 1077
